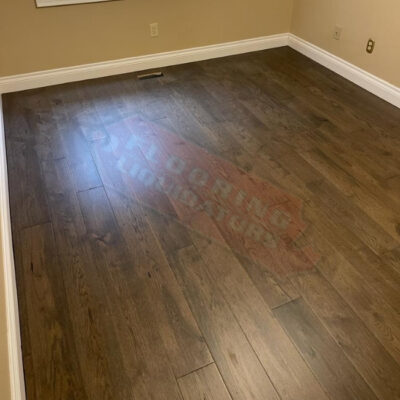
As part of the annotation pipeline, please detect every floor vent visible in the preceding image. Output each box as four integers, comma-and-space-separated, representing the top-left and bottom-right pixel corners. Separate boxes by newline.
137, 72, 164, 80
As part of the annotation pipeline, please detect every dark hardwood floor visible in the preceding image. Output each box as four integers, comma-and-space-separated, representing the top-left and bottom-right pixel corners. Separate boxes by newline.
3, 46, 400, 400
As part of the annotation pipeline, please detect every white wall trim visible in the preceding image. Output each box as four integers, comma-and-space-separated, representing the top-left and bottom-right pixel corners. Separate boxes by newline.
288, 34, 400, 108
0, 34, 288, 94
1, 33, 398, 108
0, 96, 26, 400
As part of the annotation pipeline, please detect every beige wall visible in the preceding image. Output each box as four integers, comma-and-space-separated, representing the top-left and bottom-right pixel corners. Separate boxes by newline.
0, 227, 11, 400
0, 0, 293, 76
291, 0, 400, 86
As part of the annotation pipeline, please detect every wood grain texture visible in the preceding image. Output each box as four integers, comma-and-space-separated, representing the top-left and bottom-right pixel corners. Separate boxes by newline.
274, 298, 379, 400
3, 46, 400, 399
171, 244, 280, 400
178, 363, 232, 400
20, 223, 87, 400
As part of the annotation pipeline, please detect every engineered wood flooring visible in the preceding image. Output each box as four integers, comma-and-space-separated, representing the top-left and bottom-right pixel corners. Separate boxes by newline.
3, 46, 400, 400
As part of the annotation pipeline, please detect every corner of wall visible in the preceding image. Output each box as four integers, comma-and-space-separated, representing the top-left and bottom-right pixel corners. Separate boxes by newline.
288, 0, 296, 34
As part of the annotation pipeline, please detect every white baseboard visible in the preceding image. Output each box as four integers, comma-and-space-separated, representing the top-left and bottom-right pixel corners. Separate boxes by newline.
0, 96, 26, 400
0, 34, 288, 94
288, 34, 400, 108
1, 33, 398, 108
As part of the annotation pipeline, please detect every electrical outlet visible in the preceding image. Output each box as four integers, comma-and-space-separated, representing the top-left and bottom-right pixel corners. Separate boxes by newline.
150, 23, 159, 38
333, 25, 342, 40
366, 39, 375, 54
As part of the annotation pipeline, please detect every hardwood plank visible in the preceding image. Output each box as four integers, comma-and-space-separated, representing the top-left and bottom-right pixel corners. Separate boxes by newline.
302, 203, 400, 312
274, 298, 379, 400
381, 247, 400, 273
147, 211, 279, 400
291, 271, 400, 400
20, 223, 88, 400
171, 244, 280, 400
105, 186, 213, 377
279, 151, 398, 255
189, 231, 329, 400
305, 223, 400, 362
5, 135, 50, 230
41, 157, 126, 399
235, 253, 293, 309
10, 232, 38, 400
178, 363, 232, 400
299, 146, 400, 241
78, 187, 183, 400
